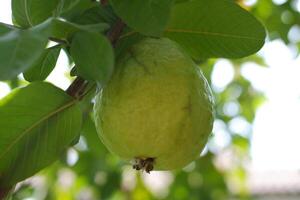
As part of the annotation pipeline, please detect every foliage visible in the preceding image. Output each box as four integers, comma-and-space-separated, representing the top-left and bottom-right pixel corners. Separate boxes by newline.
0, 0, 287, 199
0, 82, 82, 187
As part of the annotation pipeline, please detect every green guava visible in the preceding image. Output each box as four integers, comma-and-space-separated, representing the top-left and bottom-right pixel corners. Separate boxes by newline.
94, 38, 214, 172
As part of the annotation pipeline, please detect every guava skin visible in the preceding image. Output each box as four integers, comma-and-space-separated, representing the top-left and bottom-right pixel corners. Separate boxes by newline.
94, 38, 214, 171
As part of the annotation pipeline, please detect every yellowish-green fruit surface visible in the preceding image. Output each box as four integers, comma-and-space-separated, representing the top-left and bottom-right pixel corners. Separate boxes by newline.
94, 38, 214, 170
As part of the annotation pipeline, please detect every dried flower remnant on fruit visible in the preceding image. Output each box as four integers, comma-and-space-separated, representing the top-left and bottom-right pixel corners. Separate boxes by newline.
133, 157, 155, 173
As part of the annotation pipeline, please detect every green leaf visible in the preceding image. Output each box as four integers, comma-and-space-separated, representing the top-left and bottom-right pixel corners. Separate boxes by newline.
23, 45, 61, 82
51, 18, 109, 40
175, 0, 188, 3
0, 82, 82, 187
110, 0, 173, 36
70, 31, 114, 84
0, 20, 51, 80
11, 0, 60, 28
164, 0, 266, 58
56, 0, 81, 14
74, 5, 117, 25
115, 29, 145, 58
0, 23, 15, 36
81, 116, 107, 156
60, 0, 97, 22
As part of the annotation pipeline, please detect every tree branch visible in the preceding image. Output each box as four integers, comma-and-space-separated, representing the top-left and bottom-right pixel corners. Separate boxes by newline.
0, 187, 11, 200
107, 19, 126, 47
101, 0, 109, 6
65, 19, 126, 98
66, 77, 87, 97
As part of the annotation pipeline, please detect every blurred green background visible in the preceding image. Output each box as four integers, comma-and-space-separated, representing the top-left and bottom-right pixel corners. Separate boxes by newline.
1, 0, 300, 199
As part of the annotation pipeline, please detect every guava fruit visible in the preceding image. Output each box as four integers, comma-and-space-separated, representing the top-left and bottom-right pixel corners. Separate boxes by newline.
94, 38, 214, 172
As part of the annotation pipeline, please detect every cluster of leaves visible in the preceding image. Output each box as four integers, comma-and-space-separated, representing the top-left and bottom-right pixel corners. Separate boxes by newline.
251, 0, 300, 44
0, 0, 266, 199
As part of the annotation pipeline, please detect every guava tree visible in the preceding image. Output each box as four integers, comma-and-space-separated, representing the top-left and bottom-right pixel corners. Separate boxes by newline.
0, 0, 265, 199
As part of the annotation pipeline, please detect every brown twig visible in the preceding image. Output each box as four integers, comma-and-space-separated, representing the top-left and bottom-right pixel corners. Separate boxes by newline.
0, 187, 11, 200
66, 77, 87, 97
65, 17, 126, 98
101, 0, 109, 6
107, 19, 126, 47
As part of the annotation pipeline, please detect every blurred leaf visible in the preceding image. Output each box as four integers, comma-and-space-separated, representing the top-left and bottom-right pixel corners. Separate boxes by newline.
164, 0, 266, 58
110, 192, 127, 200
81, 116, 106, 156
101, 171, 122, 199
232, 54, 268, 67
132, 175, 154, 200
11, 0, 60, 28
10, 184, 34, 200
0, 82, 82, 187
0, 20, 51, 80
23, 45, 61, 82
0, 23, 15, 36
70, 31, 114, 84
51, 18, 109, 40
175, 0, 188, 3
252, 1, 300, 43
232, 135, 249, 153
110, 0, 173, 36
168, 153, 228, 200
197, 155, 227, 188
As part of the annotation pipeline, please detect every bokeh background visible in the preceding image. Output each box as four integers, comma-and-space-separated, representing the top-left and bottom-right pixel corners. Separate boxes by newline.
1, 0, 300, 199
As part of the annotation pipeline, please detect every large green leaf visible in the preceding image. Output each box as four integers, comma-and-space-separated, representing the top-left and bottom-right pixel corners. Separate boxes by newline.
70, 31, 114, 85
110, 0, 173, 36
51, 18, 109, 40
0, 21, 50, 81
164, 0, 266, 58
0, 23, 15, 36
74, 5, 117, 25
60, 0, 97, 22
11, 0, 60, 28
55, 0, 81, 14
23, 45, 61, 82
0, 82, 82, 187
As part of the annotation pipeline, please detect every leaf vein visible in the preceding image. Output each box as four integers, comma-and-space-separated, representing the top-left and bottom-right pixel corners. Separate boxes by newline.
120, 29, 262, 41
165, 28, 261, 40
0, 99, 77, 161
24, 0, 33, 27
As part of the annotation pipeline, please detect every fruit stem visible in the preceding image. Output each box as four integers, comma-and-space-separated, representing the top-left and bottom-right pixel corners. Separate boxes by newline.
107, 19, 126, 47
